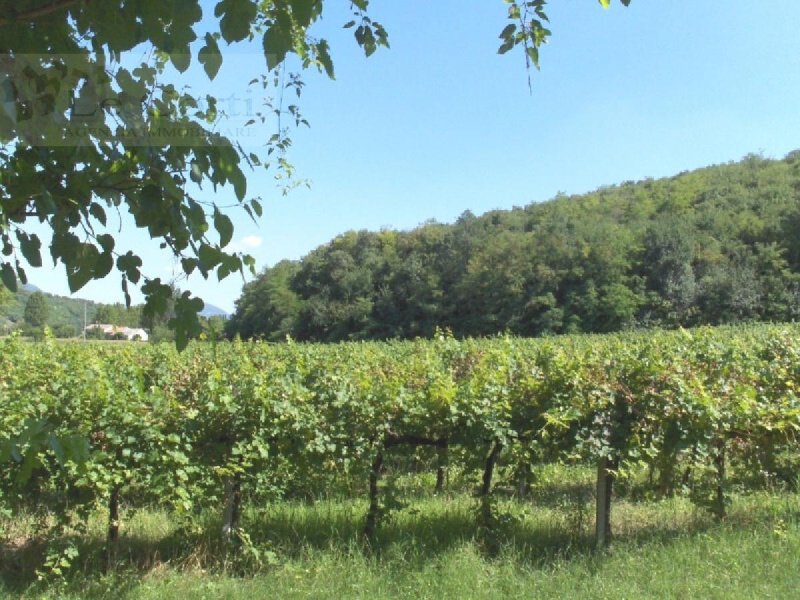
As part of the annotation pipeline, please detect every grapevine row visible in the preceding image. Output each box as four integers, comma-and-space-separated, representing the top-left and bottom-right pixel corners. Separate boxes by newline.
1, 324, 799, 567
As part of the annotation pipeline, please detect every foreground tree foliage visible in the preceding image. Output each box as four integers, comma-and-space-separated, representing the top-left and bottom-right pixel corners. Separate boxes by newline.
0, 0, 629, 347
228, 152, 800, 341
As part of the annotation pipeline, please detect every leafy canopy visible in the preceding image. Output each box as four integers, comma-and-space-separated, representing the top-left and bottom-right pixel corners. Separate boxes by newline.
23, 289, 48, 327
0, 0, 629, 348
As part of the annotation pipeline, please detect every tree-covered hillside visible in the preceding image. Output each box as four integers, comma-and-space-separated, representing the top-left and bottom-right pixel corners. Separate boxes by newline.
227, 152, 800, 341
0, 286, 228, 339
0, 285, 101, 337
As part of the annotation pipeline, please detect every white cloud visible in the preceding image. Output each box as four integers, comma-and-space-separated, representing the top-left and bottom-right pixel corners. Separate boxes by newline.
239, 235, 263, 249
226, 235, 263, 253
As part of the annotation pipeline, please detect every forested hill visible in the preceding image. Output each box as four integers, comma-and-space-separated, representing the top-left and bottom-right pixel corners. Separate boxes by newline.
227, 151, 800, 342
0, 287, 229, 338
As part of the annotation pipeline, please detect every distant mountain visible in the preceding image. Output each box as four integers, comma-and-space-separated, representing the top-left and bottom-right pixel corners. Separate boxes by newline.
1, 282, 229, 336
0, 285, 101, 336
201, 303, 229, 318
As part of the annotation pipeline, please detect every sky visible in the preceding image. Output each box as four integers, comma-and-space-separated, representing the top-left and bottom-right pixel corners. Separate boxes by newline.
23, 0, 800, 313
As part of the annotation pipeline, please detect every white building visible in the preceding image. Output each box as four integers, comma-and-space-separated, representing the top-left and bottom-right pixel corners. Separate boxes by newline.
85, 324, 149, 341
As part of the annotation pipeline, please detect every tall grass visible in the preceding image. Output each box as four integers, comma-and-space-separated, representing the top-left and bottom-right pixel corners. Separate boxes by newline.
2, 468, 799, 599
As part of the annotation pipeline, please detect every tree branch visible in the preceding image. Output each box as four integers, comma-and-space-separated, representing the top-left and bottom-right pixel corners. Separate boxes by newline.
0, 0, 82, 26
383, 433, 447, 448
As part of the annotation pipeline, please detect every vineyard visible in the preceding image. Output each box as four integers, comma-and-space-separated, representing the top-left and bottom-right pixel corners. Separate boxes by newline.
1, 324, 800, 577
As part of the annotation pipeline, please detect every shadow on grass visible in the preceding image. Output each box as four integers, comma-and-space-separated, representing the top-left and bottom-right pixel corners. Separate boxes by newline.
2, 491, 799, 598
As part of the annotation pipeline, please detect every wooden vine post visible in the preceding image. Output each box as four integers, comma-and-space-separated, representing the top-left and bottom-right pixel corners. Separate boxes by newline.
105, 485, 121, 571
435, 439, 448, 494
760, 431, 776, 484
363, 451, 385, 544
222, 475, 242, 542
480, 442, 502, 530
595, 392, 629, 550
595, 458, 613, 548
713, 438, 726, 520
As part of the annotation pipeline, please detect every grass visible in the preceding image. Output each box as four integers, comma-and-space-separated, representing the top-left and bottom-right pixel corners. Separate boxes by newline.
2, 468, 799, 599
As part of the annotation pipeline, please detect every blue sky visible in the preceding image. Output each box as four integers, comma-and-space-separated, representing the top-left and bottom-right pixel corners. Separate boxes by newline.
28, 0, 800, 312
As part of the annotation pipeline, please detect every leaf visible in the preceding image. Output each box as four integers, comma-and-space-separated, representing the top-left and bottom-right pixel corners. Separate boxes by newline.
61, 436, 90, 464
190, 160, 204, 184
95, 251, 114, 279
242, 253, 256, 275
67, 267, 94, 293
1, 262, 17, 291
363, 28, 377, 57
198, 33, 223, 80
184, 199, 208, 239
214, 210, 234, 247
181, 257, 199, 275
96, 234, 115, 254
121, 275, 132, 307
89, 202, 107, 226
36, 190, 57, 216
170, 51, 191, 73
141, 278, 172, 321
499, 24, 517, 39
216, 0, 257, 43
263, 21, 294, 71
16, 231, 42, 268
47, 434, 65, 465
230, 167, 247, 201
241, 201, 256, 223
117, 252, 143, 284
198, 243, 222, 272
316, 40, 335, 79
66, 243, 101, 293
290, 0, 318, 27
15, 262, 27, 285
16, 450, 39, 486
0, 440, 11, 463
497, 38, 515, 55
170, 292, 205, 351
526, 46, 540, 69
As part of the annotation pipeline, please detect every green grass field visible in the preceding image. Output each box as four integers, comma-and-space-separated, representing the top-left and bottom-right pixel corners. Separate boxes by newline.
3, 467, 799, 599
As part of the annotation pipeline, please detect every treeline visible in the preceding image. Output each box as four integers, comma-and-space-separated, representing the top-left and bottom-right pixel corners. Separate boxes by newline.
0, 286, 100, 337
0, 287, 156, 338
0, 286, 225, 341
228, 151, 800, 341
89, 301, 228, 341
